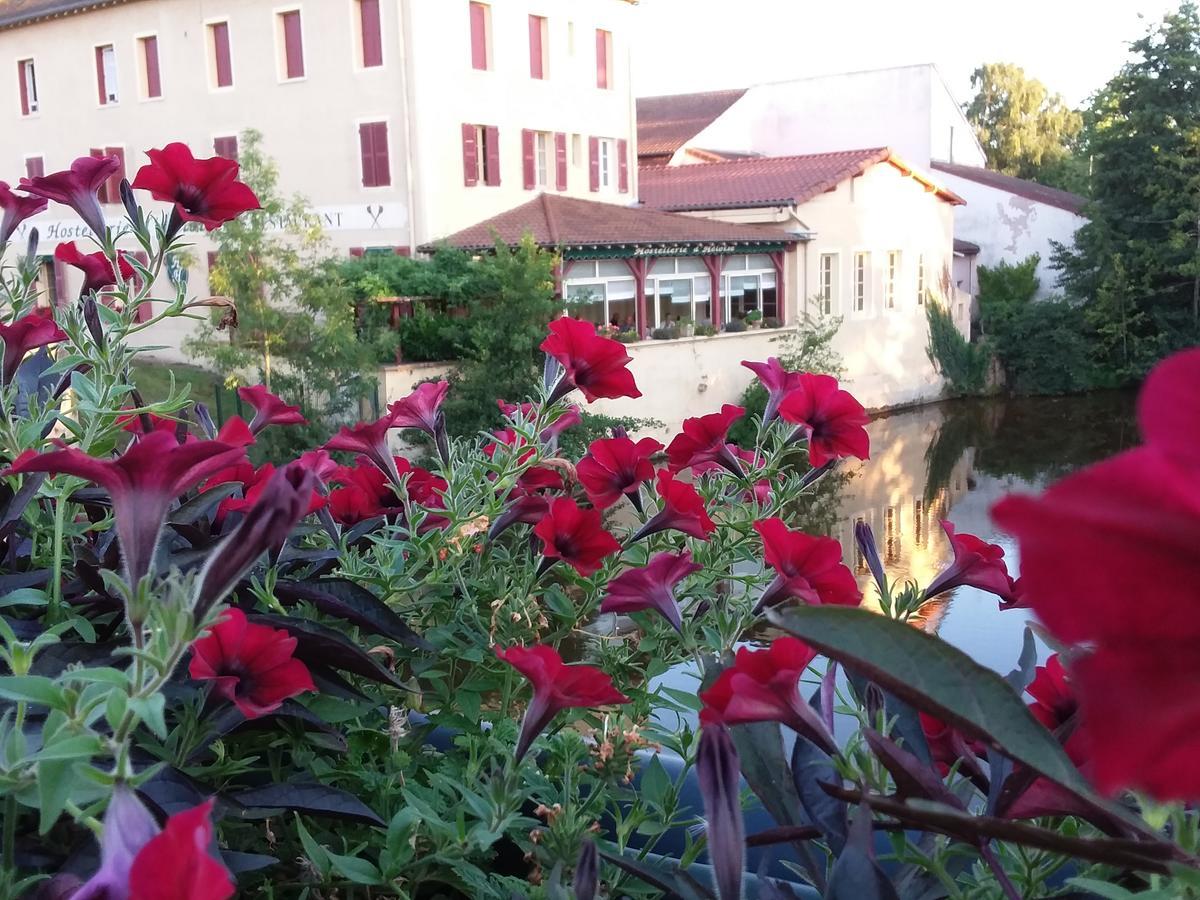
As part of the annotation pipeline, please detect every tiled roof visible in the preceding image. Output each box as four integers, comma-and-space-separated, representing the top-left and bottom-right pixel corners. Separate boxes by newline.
0, 0, 131, 27
639, 148, 964, 211
954, 238, 981, 256
636, 89, 748, 160
931, 161, 1087, 215
423, 194, 799, 253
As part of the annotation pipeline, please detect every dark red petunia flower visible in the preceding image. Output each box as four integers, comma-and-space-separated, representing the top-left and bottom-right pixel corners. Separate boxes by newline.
495, 643, 629, 761
991, 348, 1200, 801
699, 637, 835, 753
189, 607, 315, 718
919, 711, 988, 779
54, 241, 136, 295
498, 398, 582, 442
0, 181, 47, 245
577, 435, 662, 511
0, 308, 68, 385
777, 373, 870, 467
20, 154, 120, 239
206, 460, 323, 527
327, 466, 399, 525
600, 550, 702, 632
131, 142, 261, 231
127, 799, 234, 900
488, 491, 552, 541
752, 517, 860, 612
694, 444, 770, 504
923, 520, 1022, 607
666, 405, 746, 476
7, 430, 245, 584
533, 496, 621, 577
297, 448, 339, 482
389, 380, 449, 435
629, 470, 717, 543
541, 316, 642, 404
324, 411, 402, 486
1026, 655, 1076, 731
237, 384, 306, 434
741, 357, 804, 425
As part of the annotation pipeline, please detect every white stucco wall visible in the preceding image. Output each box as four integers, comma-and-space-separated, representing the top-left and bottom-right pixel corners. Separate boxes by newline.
934, 172, 1086, 299
677, 65, 986, 169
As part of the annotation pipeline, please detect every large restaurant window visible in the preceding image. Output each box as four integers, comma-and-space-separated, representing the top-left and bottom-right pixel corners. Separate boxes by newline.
563, 260, 636, 330
721, 254, 777, 322
648, 257, 712, 327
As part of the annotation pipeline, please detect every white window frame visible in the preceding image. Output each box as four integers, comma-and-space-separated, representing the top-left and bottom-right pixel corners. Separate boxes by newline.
721, 255, 778, 323
598, 137, 615, 189
885, 250, 900, 310
818, 252, 838, 315
647, 261, 714, 328
17, 58, 38, 115
274, 5, 307, 84
853, 251, 870, 315
96, 43, 119, 105
205, 19, 234, 92
563, 262, 637, 330
534, 131, 551, 188
917, 252, 926, 305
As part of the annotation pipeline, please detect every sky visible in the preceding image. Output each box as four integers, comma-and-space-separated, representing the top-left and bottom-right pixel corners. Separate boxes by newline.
632, 0, 1182, 107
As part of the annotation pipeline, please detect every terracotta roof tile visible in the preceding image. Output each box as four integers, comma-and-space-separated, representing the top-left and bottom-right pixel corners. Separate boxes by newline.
639, 149, 964, 211
636, 89, 748, 160
954, 238, 981, 256
424, 194, 799, 253
0, 0, 131, 28
931, 161, 1087, 215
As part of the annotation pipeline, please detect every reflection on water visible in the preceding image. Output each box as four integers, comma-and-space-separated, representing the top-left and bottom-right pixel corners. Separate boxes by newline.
786, 390, 1138, 671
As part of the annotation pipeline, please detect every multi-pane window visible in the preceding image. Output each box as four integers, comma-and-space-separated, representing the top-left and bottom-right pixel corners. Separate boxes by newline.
723, 254, 778, 322
534, 131, 551, 187
564, 260, 636, 330
917, 253, 926, 305
885, 250, 900, 309
913, 499, 926, 547
138, 36, 161, 99
213, 135, 239, 161
528, 15, 548, 79
95, 44, 118, 104
278, 10, 305, 80
24, 157, 44, 179
357, 0, 383, 68
819, 253, 838, 315
462, 124, 500, 186
854, 251, 869, 312
595, 28, 612, 88
469, 2, 491, 70
597, 138, 615, 188
358, 121, 391, 188
209, 22, 233, 88
17, 59, 37, 115
649, 258, 713, 328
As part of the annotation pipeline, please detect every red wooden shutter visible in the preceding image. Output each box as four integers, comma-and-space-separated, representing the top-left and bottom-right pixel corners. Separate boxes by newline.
349, 247, 365, 258
617, 138, 628, 193
213, 136, 238, 161
554, 132, 567, 191
143, 37, 161, 98
282, 11, 304, 78
53, 256, 69, 307
17, 62, 29, 115
588, 136, 600, 192
521, 129, 536, 190
469, 2, 488, 70
394, 246, 411, 257
595, 30, 609, 89
89, 148, 110, 203
360, 0, 383, 67
528, 15, 544, 79
462, 124, 479, 186
359, 124, 376, 186
213, 23, 233, 87
24, 157, 43, 179
104, 147, 125, 204
484, 126, 501, 185
94, 47, 107, 105
372, 123, 391, 186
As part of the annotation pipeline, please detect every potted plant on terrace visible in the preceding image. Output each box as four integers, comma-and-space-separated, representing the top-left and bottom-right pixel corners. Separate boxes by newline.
744, 309, 763, 329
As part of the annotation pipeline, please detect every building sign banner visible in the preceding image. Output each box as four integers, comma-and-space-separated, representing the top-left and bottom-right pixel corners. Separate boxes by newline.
631, 243, 739, 258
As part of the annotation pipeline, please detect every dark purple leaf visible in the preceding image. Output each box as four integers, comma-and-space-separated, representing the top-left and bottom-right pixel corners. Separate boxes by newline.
729, 721, 805, 829
862, 727, 964, 809
274, 579, 429, 649
824, 802, 900, 900
790, 735, 847, 854
597, 847, 716, 900
221, 850, 278, 874
248, 612, 408, 690
230, 782, 385, 826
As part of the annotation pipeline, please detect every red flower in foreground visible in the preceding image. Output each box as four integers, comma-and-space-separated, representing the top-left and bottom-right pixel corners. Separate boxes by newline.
498, 398, 582, 443
629, 470, 716, 543
54, 241, 136, 295
699, 637, 834, 753
541, 317, 642, 404
238, 384, 306, 434
127, 799, 234, 900
778, 373, 870, 467
991, 348, 1200, 801
324, 411, 401, 485
495, 644, 629, 761
0, 181, 47, 245
389, 380, 449, 436
132, 142, 261, 230
666, 404, 746, 476
20, 153, 120, 239
189, 607, 314, 718
533, 497, 621, 577
923, 520, 1022, 607
7, 430, 245, 584
0, 308, 68, 385
742, 357, 804, 425
753, 517, 859, 612
600, 550, 702, 632
577, 435, 662, 511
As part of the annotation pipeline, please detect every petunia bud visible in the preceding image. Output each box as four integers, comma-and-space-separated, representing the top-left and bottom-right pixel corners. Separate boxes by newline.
193, 402, 217, 439
573, 838, 599, 900
854, 520, 888, 601
120, 178, 141, 229
195, 463, 317, 615
35, 873, 82, 900
25, 226, 39, 261
697, 723, 745, 900
81, 294, 105, 351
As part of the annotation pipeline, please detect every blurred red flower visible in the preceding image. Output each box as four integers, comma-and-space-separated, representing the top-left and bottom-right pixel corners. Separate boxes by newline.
600, 549, 702, 632
923, 520, 1022, 607
666, 404, 746, 476
777, 373, 870, 467
237, 384, 306, 434
630, 470, 716, 542
0, 308, 67, 385
541, 317, 641, 403
0, 181, 47, 245
753, 517, 859, 612
20, 154, 120, 238
54, 242, 136, 295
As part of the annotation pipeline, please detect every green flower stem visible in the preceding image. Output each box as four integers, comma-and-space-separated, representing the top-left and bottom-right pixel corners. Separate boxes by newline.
2, 795, 15, 875
47, 492, 67, 625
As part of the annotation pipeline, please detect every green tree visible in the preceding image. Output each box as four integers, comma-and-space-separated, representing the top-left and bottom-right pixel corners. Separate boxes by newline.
185, 130, 379, 451
966, 62, 1084, 184
1053, 2, 1200, 375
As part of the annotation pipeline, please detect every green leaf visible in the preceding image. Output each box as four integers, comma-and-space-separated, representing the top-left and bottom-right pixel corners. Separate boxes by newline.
0, 676, 65, 708
0, 589, 47, 610
1064, 879, 1137, 900
638, 754, 671, 808
37, 759, 76, 834
127, 694, 168, 739
34, 734, 103, 762
294, 815, 331, 877
767, 606, 1094, 799
327, 851, 382, 885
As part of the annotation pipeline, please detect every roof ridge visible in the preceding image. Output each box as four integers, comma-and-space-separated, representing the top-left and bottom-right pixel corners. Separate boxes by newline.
639, 147, 890, 172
